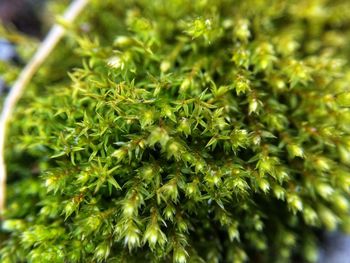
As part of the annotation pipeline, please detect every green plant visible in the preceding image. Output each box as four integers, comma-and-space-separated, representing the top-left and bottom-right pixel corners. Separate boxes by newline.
1, 0, 350, 262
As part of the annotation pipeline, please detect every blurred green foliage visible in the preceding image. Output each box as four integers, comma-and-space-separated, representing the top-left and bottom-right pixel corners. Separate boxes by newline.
1, 0, 350, 262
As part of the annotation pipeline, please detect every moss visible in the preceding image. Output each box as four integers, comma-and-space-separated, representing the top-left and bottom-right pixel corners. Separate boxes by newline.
1, 0, 350, 262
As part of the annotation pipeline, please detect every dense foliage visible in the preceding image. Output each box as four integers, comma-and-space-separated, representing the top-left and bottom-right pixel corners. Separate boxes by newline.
1, 0, 350, 262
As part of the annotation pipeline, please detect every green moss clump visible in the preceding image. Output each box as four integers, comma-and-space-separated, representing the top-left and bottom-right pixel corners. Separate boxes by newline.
1, 0, 350, 262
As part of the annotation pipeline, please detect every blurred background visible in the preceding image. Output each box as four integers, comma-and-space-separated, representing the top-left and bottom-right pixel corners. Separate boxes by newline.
0, 0, 45, 37
0, 0, 46, 96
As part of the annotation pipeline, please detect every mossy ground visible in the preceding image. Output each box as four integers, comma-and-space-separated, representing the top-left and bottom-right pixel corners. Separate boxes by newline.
1, 1, 350, 262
